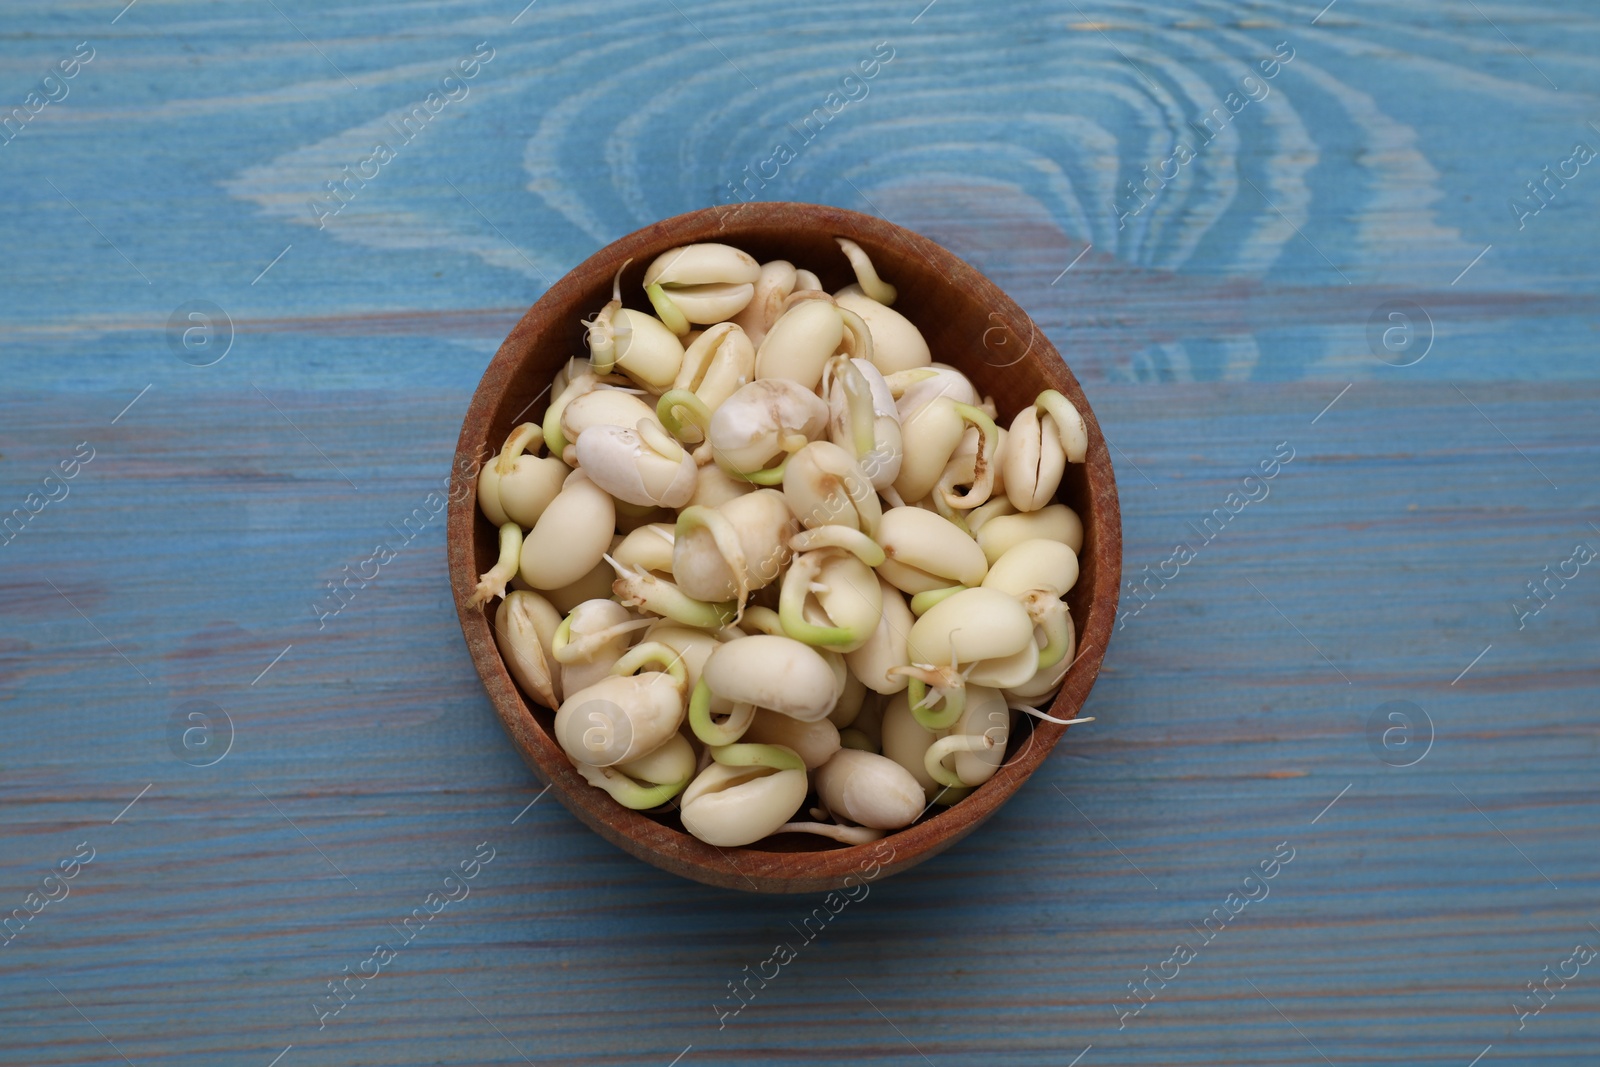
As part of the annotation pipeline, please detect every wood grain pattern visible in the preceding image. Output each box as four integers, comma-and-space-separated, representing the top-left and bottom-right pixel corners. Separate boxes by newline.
2, 0, 1597, 1063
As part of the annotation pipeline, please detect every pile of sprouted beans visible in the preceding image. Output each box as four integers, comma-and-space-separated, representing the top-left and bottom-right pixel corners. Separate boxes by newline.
471, 238, 1090, 848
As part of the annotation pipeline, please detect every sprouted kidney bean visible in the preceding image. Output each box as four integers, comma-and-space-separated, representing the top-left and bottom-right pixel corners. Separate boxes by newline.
473, 239, 1092, 845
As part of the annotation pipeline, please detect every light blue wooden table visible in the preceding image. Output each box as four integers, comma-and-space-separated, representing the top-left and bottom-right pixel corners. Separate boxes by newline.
3, 1, 1597, 1063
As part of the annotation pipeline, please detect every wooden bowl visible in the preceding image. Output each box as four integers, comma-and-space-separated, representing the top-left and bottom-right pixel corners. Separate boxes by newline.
449, 202, 1121, 893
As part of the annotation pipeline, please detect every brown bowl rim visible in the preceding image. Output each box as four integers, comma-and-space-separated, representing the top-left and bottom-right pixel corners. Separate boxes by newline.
448, 202, 1121, 894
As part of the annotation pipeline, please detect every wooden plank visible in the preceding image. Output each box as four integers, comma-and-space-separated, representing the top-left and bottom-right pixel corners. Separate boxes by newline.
2, 381, 1595, 1066
3, 0, 1598, 1064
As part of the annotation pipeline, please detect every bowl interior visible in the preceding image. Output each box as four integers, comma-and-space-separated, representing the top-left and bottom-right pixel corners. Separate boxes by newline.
450, 202, 1120, 892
